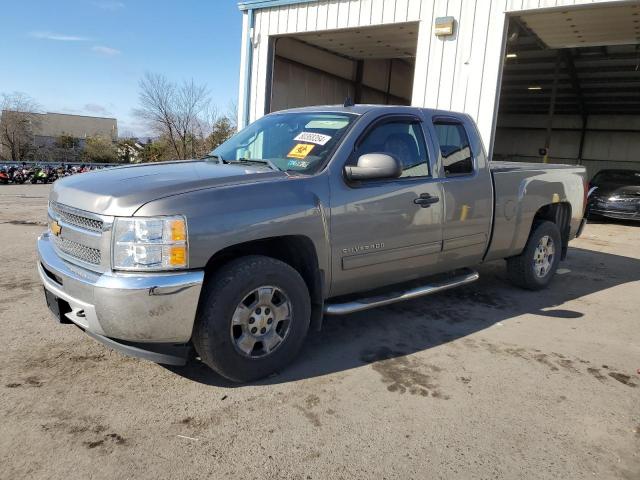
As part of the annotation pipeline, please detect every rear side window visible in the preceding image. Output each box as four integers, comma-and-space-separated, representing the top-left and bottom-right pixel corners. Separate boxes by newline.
433, 121, 474, 177
355, 120, 430, 178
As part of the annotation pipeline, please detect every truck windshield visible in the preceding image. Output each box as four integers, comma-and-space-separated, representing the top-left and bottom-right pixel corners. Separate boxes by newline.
208, 112, 358, 173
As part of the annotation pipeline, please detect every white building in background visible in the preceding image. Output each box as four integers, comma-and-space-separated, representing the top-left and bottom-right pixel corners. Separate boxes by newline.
236, 0, 640, 177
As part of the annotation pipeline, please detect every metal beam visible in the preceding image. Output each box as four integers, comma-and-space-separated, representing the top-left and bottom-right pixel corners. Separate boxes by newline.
543, 53, 561, 164
500, 107, 640, 115
496, 125, 640, 134
504, 65, 639, 75
238, 0, 312, 11
500, 97, 640, 104
385, 60, 393, 104
569, 47, 588, 166
511, 16, 548, 51
242, 9, 255, 129
354, 60, 364, 104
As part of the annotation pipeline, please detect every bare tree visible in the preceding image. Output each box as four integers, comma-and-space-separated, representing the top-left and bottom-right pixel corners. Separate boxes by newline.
135, 73, 212, 160
0, 92, 41, 161
226, 99, 238, 131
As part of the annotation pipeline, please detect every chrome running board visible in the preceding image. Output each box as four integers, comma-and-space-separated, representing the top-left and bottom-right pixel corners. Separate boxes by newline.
323, 268, 479, 316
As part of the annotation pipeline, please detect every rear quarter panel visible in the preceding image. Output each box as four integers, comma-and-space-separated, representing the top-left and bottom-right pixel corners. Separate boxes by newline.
485, 163, 586, 262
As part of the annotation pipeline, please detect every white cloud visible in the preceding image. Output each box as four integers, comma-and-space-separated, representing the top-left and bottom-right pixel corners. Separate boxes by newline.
93, 1, 125, 10
30, 31, 90, 42
84, 103, 112, 116
92, 45, 121, 56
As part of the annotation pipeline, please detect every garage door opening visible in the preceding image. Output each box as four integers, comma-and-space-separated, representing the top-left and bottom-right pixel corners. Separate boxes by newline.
493, 2, 640, 179
266, 22, 418, 113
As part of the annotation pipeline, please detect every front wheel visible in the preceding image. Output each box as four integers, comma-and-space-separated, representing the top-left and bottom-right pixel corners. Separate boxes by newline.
506, 220, 562, 290
193, 255, 311, 382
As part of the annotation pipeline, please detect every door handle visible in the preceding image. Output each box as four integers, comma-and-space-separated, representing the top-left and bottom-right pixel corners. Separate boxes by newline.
413, 194, 440, 208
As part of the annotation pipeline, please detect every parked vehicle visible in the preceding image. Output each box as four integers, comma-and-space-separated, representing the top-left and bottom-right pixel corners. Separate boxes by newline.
30, 167, 49, 184
9, 166, 26, 184
37, 105, 588, 382
0, 163, 111, 185
46, 167, 59, 183
587, 169, 640, 222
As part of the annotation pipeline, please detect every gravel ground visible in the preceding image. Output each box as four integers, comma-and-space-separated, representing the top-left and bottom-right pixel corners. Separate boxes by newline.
1, 184, 639, 480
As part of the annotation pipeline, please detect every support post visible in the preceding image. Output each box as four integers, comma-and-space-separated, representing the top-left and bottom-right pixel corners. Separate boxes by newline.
385, 59, 393, 105
543, 53, 561, 164
563, 49, 587, 166
354, 60, 364, 104
577, 114, 587, 165
242, 9, 255, 130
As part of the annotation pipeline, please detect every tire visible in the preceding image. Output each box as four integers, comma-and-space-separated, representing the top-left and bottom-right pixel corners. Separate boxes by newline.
506, 220, 562, 290
193, 255, 311, 382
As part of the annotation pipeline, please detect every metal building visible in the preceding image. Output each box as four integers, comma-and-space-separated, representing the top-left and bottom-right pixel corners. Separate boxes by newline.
236, 0, 640, 177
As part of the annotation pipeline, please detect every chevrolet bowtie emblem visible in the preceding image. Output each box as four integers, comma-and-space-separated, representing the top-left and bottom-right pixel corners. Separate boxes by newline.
50, 220, 62, 236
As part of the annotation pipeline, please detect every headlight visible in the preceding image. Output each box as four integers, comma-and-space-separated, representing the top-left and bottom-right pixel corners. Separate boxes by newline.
112, 216, 188, 271
609, 195, 640, 202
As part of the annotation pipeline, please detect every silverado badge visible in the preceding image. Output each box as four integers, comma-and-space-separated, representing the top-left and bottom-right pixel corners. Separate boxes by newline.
50, 220, 62, 236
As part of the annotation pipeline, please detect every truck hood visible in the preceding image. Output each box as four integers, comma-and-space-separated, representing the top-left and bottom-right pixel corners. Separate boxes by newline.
50, 160, 287, 216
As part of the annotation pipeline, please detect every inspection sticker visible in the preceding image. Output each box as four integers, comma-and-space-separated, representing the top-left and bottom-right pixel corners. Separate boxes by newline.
287, 159, 310, 169
287, 143, 315, 159
294, 132, 332, 146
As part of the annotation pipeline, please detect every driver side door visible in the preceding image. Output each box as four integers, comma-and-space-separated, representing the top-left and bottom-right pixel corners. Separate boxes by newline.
328, 114, 444, 298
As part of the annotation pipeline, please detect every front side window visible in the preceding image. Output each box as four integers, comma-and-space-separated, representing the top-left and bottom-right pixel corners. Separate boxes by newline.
354, 120, 430, 178
209, 112, 357, 173
433, 121, 474, 177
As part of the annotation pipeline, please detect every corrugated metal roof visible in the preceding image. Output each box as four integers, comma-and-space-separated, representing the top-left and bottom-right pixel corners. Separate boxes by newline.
519, 3, 640, 49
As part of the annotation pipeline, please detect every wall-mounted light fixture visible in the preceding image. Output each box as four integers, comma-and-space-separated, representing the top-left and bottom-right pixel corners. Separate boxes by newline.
435, 16, 456, 37
506, 53, 518, 58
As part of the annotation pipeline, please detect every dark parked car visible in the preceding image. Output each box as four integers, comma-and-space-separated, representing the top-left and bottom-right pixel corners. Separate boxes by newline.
587, 169, 640, 222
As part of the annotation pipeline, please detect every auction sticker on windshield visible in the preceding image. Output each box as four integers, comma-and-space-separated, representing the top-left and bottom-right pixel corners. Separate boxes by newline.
294, 132, 332, 146
288, 144, 315, 159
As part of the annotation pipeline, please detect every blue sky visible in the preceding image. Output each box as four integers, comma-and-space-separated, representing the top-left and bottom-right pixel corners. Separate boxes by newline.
0, 0, 243, 136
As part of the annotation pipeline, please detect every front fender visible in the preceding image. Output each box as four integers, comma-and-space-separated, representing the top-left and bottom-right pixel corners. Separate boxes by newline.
134, 173, 332, 280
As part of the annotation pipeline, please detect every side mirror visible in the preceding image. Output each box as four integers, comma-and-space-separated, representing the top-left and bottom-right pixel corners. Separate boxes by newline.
344, 153, 402, 181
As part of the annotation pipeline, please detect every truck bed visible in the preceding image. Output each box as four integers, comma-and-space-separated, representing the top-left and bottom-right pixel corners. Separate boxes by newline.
490, 160, 583, 173
484, 161, 587, 262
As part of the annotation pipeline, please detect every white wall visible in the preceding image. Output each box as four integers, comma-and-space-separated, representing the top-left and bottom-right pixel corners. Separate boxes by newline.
239, 0, 624, 149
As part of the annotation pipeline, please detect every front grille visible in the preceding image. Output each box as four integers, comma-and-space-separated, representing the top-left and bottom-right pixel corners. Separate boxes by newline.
50, 201, 103, 233
52, 234, 101, 265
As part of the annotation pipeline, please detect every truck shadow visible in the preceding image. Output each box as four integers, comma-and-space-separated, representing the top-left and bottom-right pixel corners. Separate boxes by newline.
169, 246, 640, 387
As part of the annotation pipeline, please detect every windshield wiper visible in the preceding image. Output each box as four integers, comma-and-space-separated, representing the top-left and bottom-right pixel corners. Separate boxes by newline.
203, 153, 226, 164
228, 158, 281, 171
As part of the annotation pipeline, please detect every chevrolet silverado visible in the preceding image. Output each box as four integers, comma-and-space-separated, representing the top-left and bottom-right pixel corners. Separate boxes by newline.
37, 105, 588, 381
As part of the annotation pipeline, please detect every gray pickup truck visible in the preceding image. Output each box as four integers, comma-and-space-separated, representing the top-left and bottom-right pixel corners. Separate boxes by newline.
38, 105, 587, 381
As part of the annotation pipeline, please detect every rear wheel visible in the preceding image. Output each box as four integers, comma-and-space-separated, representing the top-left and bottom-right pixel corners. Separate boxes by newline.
193, 255, 311, 382
507, 220, 561, 290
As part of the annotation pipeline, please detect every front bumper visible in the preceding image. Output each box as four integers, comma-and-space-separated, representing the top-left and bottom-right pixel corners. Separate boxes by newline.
589, 207, 640, 221
37, 233, 204, 362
